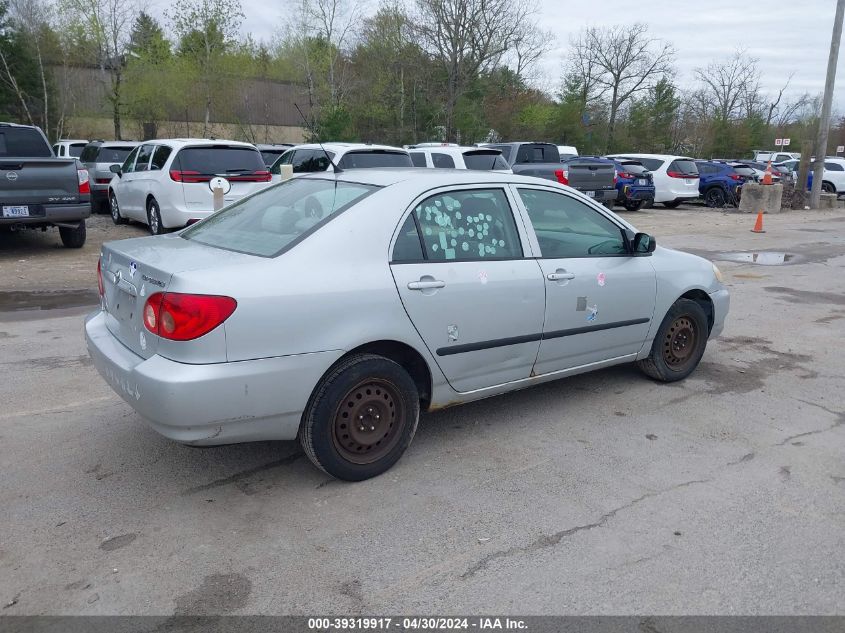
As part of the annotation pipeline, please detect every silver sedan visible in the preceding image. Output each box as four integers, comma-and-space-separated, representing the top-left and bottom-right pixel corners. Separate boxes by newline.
85, 169, 729, 480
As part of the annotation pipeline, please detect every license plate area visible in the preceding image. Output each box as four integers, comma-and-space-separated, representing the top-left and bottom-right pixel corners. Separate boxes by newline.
2, 205, 29, 218
585, 191, 596, 198
637, 179, 647, 186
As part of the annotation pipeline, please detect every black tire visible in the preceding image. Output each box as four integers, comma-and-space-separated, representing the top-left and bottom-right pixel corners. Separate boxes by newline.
704, 187, 727, 208
96, 198, 110, 214
109, 192, 126, 225
59, 220, 86, 248
663, 200, 682, 209
146, 198, 166, 235
821, 181, 836, 194
300, 353, 420, 481
624, 199, 646, 211
638, 298, 709, 382
602, 200, 614, 210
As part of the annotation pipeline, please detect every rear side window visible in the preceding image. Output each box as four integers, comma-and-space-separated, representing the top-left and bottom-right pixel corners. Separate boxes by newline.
151, 146, 172, 170
732, 166, 756, 177
121, 147, 140, 173
695, 163, 713, 175
410, 152, 427, 167
337, 150, 413, 169
392, 215, 425, 262
668, 159, 699, 176
292, 149, 332, 173
174, 146, 265, 175
825, 162, 844, 171
97, 146, 135, 164
0, 127, 52, 157
627, 157, 664, 171
431, 153, 455, 169
80, 145, 98, 162
463, 151, 509, 171
134, 144, 154, 171
410, 189, 522, 261
182, 178, 378, 257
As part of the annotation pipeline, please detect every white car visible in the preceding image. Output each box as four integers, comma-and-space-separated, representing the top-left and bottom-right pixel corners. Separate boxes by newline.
408, 146, 512, 172
557, 145, 579, 160
52, 139, 88, 158
607, 153, 700, 208
269, 143, 412, 183
778, 158, 845, 194
108, 139, 271, 234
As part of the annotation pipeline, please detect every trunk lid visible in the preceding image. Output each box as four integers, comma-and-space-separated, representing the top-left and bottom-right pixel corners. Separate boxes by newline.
565, 160, 616, 192
0, 159, 81, 205
99, 235, 253, 358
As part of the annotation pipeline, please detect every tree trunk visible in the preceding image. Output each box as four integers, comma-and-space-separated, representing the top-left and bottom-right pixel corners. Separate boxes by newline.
35, 42, 48, 138
112, 69, 122, 140
606, 85, 619, 153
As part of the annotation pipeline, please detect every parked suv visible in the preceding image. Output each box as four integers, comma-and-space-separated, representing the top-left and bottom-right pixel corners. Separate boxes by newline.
409, 146, 511, 172
696, 161, 752, 207
108, 139, 270, 234
607, 154, 699, 208
269, 143, 412, 182
610, 159, 655, 211
80, 140, 140, 212
255, 143, 294, 167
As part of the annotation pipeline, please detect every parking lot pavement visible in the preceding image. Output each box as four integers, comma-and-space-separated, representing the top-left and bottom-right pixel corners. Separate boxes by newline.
1, 207, 844, 615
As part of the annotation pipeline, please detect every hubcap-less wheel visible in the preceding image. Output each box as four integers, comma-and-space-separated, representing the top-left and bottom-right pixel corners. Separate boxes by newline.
663, 316, 697, 369
822, 182, 835, 194
148, 201, 162, 235
110, 195, 122, 223
332, 379, 404, 465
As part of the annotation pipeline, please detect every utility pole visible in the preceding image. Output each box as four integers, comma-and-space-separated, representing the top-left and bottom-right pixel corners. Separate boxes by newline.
810, 0, 844, 208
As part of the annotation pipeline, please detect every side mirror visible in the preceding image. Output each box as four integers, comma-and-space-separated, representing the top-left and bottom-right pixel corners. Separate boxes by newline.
109, 164, 122, 176
632, 232, 656, 254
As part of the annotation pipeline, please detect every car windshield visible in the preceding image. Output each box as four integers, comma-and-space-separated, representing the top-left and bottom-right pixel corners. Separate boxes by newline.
336, 151, 412, 169
669, 159, 699, 176
182, 178, 378, 257
0, 127, 52, 157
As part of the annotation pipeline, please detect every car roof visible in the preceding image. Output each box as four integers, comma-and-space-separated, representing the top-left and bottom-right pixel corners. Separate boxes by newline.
58, 139, 88, 143
408, 146, 502, 156
293, 143, 409, 154
608, 153, 692, 160
149, 138, 259, 148
298, 168, 568, 188
89, 140, 139, 147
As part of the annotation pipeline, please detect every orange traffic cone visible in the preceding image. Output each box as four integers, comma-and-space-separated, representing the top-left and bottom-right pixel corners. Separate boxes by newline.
751, 211, 765, 233
762, 161, 774, 185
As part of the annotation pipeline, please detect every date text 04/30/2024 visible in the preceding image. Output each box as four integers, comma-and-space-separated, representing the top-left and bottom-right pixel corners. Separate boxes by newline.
307, 618, 528, 630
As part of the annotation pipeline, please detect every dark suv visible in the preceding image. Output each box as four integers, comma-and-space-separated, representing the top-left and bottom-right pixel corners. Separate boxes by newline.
695, 161, 754, 207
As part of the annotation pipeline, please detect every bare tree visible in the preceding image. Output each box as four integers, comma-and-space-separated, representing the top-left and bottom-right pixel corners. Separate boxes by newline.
570, 24, 674, 152
303, 0, 360, 105
694, 49, 760, 122
509, 26, 552, 83
415, 0, 539, 140
60, 0, 136, 138
6, 0, 51, 132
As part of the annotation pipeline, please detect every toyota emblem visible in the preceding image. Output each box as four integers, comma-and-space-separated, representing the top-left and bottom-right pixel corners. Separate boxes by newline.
5, 171, 18, 182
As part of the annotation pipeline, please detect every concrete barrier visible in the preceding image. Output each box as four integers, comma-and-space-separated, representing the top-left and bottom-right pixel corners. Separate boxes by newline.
738, 183, 783, 214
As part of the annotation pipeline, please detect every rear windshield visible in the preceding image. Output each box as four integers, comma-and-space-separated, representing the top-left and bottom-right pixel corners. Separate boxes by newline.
182, 178, 378, 257
731, 166, 756, 177
619, 162, 649, 175
68, 143, 86, 157
668, 159, 699, 176
337, 150, 412, 169
0, 127, 52, 157
514, 144, 560, 164
623, 157, 664, 171
174, 146, 265, 175
89, 145, 136, 164
463, 151, 509, 171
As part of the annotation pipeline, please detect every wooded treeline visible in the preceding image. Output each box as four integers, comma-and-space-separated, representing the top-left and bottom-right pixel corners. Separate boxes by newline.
2, 0, 843, 156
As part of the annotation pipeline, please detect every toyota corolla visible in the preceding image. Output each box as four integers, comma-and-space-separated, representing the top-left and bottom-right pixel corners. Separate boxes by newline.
85, 169, 729, 481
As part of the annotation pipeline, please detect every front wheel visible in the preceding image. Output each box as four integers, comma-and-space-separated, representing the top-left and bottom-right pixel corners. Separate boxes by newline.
638, 298, 709, 382
110, 192, 126, 225
59, 221, 86, 248
300, 354, 420, 481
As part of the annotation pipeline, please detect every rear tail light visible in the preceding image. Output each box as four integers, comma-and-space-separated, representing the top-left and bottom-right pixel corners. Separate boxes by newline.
667, 171, 698, 179
613, 169, 618, 185
729, 174, 742, 181
143, 292, 237, 341
554, 169, 569, 185
78, 168, 90, 194
97, 259, 104, 297
169, 170, 206, 183
228, 170, 272, 182
95, 178, 112, 184
618, 172, 635, 179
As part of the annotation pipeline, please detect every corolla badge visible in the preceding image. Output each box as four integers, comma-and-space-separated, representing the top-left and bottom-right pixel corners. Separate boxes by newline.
5, 171, 18, 182
129, 261, 137, 279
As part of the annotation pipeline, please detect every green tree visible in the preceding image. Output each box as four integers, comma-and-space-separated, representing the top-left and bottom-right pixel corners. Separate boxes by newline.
123, 12, 172, 138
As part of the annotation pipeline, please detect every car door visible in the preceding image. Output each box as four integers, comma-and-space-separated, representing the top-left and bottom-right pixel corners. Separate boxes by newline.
389, 186, 545, 393
113, 146, 140, 217
128, 143, 155, 217
512, 185, 657, 375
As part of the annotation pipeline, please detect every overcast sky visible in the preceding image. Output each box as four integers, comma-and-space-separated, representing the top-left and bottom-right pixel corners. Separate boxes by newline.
158, 0, 844, 106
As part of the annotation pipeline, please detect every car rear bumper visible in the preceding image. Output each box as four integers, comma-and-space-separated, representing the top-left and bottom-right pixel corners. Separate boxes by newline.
0, 201, 90, 226
709, 287, 730, 338
618, 185, 655, 201
577, 188, 616, 201
85, 310, 343, 444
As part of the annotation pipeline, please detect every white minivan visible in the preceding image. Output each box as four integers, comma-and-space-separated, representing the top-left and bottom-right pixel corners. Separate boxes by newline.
408, 146, 512, 172
108, 139, 271, 234
607, 153, 700, 208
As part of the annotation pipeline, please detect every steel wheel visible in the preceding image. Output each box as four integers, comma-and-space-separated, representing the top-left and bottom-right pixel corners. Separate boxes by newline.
332, 378, 404, 465
147, 199, 164, 235
662, 315, 697, 369
110, 193, 125, 225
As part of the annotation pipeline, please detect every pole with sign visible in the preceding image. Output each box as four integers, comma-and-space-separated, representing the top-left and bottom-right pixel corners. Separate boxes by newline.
783, 138, 791, 149
774, 138, 783, 146
837, 145, 845, 155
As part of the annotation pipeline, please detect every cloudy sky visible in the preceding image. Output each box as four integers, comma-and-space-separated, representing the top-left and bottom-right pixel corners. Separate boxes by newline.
159, 0, 844, 105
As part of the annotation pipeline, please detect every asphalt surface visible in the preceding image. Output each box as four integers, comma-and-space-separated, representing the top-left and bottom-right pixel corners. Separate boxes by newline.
1, 207, 844, 615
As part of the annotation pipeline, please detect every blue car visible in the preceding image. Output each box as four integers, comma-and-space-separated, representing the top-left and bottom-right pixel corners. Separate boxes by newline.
611, 159, 655, 211
695, 161, 753, 207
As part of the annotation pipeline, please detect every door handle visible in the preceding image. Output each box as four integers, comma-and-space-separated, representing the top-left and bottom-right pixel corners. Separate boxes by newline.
408, 279, 446, 290
547, 271, 575, 281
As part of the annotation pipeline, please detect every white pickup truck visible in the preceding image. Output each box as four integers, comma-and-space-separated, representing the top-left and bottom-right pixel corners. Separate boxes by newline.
753, 150, 800, 164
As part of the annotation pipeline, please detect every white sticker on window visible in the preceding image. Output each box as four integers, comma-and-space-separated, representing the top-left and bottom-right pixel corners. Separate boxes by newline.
461, 242, 469, 251
445, 248, 455, 259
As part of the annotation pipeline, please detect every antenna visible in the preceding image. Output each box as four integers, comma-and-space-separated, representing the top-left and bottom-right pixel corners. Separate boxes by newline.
294, 103, 343, 174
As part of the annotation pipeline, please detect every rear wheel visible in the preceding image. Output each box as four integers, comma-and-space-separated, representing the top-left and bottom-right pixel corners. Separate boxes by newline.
638, 298, 709, 382
624, 199, 646, 211
109, 192, 126, 225
602, 200, 614, 210
663, 200, 682, 209
300, 354, 420, 481
822, 181, 836, 194
59, 221, 86, 248
147, 198, 166, 235
704, 187, 727, 208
